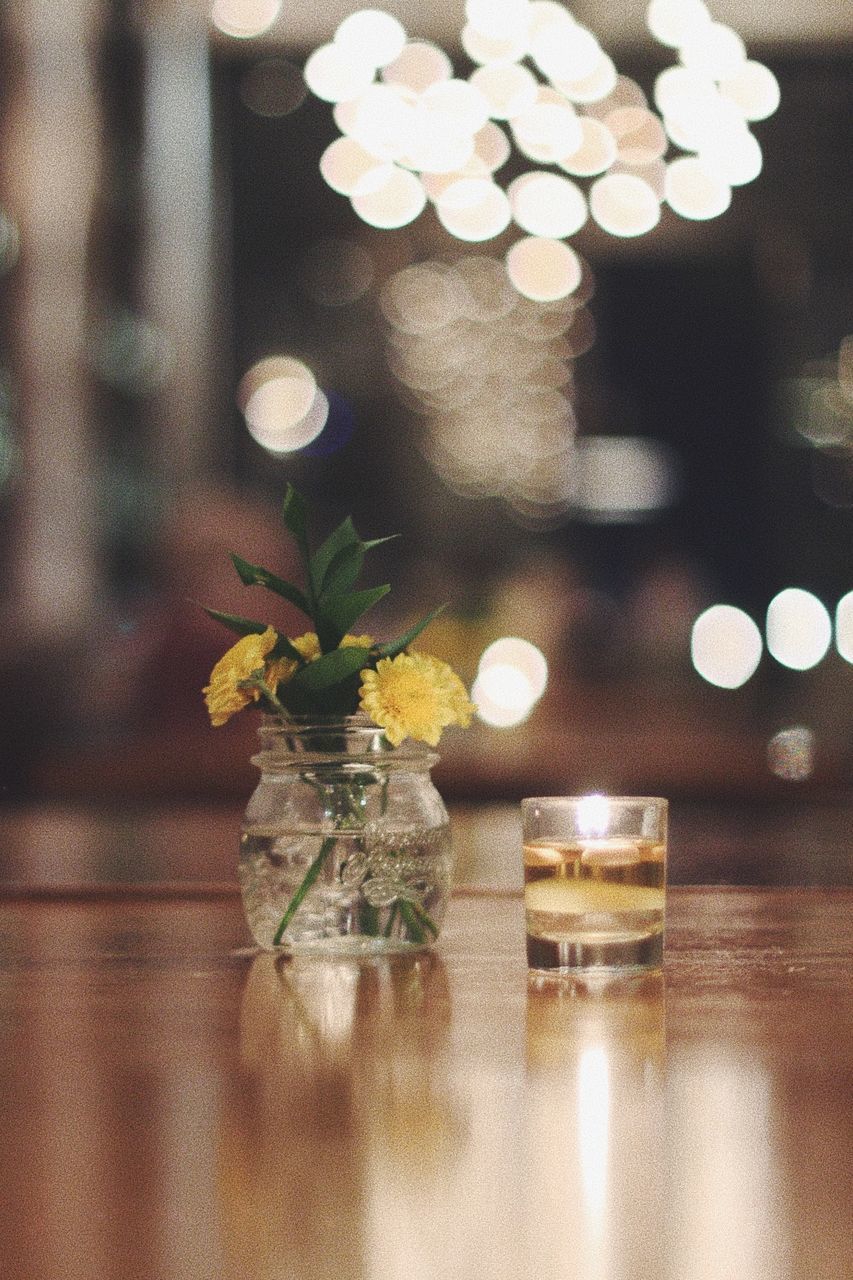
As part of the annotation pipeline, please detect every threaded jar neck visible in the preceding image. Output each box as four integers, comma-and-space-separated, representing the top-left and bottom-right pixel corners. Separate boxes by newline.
252, 715, 439, 773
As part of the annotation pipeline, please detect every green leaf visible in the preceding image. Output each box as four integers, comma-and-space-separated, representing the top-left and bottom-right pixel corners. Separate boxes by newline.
202, 607, 269, 638
281, 483, 308, 549
231, 554, 312, 616
319, 540, 364, 598
286, 645, 371, 695
319, 535, 400, 601
377, 603, 447, 659
269, 634, 307, 663
310, 516, 360, 596
273, 837, 336, 945
320, 585, 390, 642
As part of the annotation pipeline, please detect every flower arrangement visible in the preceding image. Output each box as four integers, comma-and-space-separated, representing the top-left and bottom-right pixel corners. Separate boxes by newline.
202, 485, 473, 953
202, 483, 473, 744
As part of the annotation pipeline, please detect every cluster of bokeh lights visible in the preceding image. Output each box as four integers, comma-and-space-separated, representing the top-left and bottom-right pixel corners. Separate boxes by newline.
306, 2, 779, 300
381, 254, 677, 527
380, 254, 589, 524
691, 588, 853, 690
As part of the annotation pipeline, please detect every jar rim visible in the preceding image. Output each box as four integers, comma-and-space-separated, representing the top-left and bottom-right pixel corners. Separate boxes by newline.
253, 714, 439, 769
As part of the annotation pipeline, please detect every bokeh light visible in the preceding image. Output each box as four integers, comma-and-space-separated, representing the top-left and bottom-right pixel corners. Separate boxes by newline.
510, 96, 584, 165
462, 23, 527, 67
553, 53, 618, 105
699, 130, 762, 187
239, 59, 307, 117
558, 118, 618, 176
766, 589, 832, 671
435, 179, 512, 242
472, 121, 512, 172
404, 117, 476, 175
679, 23, 747, 80
342, 84, 417, 162
653, 65, 715, 119
304, 5, 777, 253
506, 237, 583, 302
835, 591, 853, 664
469, 64, 539, 120
472, 634, 549, 728
508, 172, 587, 239
379, 263, 468, 333
665, 156, 732, 220
479, 637, 549, 700
767, 726, 815, 782
351, 166, 427, 228
472, 664, 538, 727
585, 74, 648, 119
573, 436, 677, 521
691, 605, 763, 689
320, 137, 390, 196
301, 390, 356, 457
382, 255, 586, 524
211, 0, 280, 39
303, 43, 376, 103
605, 107, 667, 165
718, 61, 781, 122
381, 41, 453, 94
646, 0, 711, 49
466, 0, 530, 42
334, 9, 407, 69
589, 173, 661, 237
237, 356, 324, 452
531, 24, 602, 85
421, 78, 491, 136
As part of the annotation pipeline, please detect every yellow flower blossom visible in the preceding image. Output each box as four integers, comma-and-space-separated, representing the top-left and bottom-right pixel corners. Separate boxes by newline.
273, 632, 375, 684
203, 627, 279, 727
418, 654, 475, 728
358, 652, 474, 747
342, 634, 373, 650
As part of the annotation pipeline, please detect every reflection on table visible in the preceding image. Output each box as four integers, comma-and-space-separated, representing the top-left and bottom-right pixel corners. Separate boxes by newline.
0, 890, 850, 1280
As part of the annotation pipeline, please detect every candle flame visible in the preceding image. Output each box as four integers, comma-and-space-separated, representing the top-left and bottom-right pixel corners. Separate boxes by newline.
578, 793, 610, 837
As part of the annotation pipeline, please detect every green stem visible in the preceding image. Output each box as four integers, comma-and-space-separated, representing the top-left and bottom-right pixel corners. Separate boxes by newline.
359, 900, 381, 935
399, 900, 427, 944
409, 900, 439, 939
239, 673, 288, 718
272, 836, 336, 946
383, 900, 400, 938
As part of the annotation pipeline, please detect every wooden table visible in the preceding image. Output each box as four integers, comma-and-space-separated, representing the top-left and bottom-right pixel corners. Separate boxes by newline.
0, 887, 850, 1280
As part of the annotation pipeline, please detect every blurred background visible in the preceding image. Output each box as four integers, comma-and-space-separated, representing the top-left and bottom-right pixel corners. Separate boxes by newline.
0, 0, 850, 884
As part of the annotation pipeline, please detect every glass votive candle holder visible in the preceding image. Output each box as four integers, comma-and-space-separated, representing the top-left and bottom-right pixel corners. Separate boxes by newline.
521, 795, 668, 973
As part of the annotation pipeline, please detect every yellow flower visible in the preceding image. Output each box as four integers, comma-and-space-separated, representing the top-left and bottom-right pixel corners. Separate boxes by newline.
342, 634, 373, 650
358, 652, 474, 747
273, 632, 374, 685
203, 627, 279, 727
419, 654, 476, 729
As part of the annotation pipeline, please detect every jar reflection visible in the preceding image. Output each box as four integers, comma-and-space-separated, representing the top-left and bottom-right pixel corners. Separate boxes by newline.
218, 951, 455, 1280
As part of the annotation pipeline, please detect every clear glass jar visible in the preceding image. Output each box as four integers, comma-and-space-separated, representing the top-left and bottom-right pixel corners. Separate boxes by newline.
239, 717, 452, 954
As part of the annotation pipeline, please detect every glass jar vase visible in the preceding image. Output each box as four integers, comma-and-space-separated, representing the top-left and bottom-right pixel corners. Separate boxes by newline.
239, 717, 453, 954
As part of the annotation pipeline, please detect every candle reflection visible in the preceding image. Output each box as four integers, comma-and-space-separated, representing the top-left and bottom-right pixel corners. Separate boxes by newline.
525, 972, 665, 1280
577, 1044, 609, 1224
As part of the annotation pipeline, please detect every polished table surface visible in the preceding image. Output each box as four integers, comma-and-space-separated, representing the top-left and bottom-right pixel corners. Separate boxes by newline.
0, 885, 851, 1280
